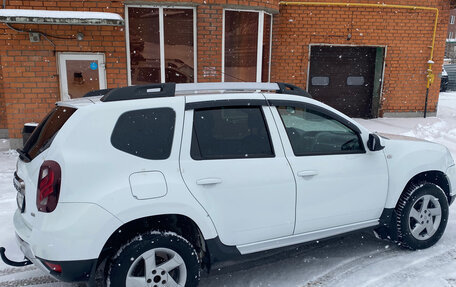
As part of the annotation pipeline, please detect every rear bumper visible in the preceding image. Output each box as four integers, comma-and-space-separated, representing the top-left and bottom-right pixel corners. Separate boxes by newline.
16, 233, 96, 282
13, 202, 122, 261
12, 202, 123, 282
16, 234, 97, 282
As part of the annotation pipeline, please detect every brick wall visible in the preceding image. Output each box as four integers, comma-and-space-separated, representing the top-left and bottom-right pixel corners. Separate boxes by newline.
446, 9, 456, 61
271, 0, 449, 116
0, 1, 127, 139
197, 5, 223, 82
0, 0, 278, 140
448, 9, 456, 38
0, 62, 5, 130
0, 0, 450, 141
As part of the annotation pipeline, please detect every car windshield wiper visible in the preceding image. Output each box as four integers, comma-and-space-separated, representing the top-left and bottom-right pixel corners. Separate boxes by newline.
16, 148, 31, 162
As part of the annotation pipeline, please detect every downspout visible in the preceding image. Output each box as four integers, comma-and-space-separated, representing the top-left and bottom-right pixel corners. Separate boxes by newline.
279, 2, 439, 118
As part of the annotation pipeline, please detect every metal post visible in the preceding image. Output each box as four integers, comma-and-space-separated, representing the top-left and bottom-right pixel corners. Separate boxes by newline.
424, 87, 429, 118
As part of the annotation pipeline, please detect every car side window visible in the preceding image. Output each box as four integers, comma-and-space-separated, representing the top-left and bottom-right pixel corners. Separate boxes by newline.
191, 106, 274, 160
111, 108, 175, 160
277, 106, 364, 156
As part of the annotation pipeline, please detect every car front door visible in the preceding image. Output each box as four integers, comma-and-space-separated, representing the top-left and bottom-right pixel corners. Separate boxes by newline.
267, 97, 388, 234
179, 96, 296, 246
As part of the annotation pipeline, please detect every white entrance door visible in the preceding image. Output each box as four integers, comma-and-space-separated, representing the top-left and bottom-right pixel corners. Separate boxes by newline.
58, 53, 106, 100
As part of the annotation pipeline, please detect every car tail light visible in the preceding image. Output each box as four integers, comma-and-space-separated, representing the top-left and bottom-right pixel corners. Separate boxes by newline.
43, 261, 62, 273
36, 161, 61, 213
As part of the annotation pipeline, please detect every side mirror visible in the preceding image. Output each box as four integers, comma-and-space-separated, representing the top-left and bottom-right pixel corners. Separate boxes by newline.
367, 133, 385, 152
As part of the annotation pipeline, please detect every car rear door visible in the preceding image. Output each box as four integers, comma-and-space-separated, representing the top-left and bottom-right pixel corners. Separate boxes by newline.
179, 94, 296, 246
266, 95, 388, 234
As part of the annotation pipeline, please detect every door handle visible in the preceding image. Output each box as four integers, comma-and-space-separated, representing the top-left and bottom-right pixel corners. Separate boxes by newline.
196, 178, 223, 185
297, 170, 319, 177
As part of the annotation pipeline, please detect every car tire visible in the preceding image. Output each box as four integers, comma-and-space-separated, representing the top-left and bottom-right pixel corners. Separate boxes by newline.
395, 182, 449, 250
107, 231, 200, 287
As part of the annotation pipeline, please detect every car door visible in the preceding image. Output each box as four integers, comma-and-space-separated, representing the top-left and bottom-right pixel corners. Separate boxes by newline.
179, 95, 296, 246
267, 96, 388, 234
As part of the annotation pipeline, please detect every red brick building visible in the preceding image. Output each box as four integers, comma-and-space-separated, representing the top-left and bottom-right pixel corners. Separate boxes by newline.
445, 8, 456, 61
0, 0, 450, 148
448, 8, 456, 39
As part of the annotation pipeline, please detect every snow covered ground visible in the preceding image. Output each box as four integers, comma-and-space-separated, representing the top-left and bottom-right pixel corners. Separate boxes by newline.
0, 92, 456, 287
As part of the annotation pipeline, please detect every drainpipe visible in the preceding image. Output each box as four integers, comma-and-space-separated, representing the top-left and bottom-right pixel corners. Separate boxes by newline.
279, 2, 439, 118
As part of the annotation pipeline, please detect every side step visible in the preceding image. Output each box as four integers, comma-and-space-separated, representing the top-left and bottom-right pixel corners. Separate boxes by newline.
0, 247, 33, 267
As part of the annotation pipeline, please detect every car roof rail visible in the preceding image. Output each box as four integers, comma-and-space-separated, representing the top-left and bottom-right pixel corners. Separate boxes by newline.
175, 82, 280, 93
276, 83, 312, 98
101, 83, 176, 102
175, 82, 311, 98
99, 82, 311, 102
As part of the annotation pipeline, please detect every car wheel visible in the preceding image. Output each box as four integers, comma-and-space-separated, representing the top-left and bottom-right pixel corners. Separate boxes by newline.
107, 231, 200, 287
396, 182, 449, 250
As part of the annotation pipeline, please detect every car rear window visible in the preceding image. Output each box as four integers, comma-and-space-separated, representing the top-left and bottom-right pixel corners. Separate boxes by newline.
21, 106, 77, 161
111, 108, 176, 160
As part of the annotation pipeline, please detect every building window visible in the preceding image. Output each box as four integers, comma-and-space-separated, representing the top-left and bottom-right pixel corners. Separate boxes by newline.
451, 15, 455, 25
126, 7, 196, 85
346, 76, 365, 86
311, 76, 330, 86
223, 10, 273, 82
450, 32, 454, 40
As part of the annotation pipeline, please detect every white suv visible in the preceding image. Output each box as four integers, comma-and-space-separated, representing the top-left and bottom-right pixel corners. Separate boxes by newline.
1, 82, 455, 287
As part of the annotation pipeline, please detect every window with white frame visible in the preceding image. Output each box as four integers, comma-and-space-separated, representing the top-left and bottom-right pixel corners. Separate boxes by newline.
126, 6, 196, 84
451, 15, 455, 25
223, 10, 272, 82
450, 31, 454, 40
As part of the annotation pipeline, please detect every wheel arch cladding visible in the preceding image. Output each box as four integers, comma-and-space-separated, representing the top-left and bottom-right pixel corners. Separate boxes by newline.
402, 170, 451, 205
375, 170, 451, 241
98, 214, 208, 269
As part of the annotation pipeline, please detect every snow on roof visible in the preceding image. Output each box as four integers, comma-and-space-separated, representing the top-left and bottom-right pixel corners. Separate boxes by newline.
0, 9, 124, 26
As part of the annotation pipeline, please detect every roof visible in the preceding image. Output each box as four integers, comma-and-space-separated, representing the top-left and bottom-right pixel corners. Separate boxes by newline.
0, 9, 124, 26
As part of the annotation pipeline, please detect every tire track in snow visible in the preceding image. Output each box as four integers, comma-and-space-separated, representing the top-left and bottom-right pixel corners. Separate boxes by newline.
0, 265, 35, 276
0, 275, 57, 286
0, 264, 97, 287
303, 245, 456, 287
303, 248, 401, 287
0, 265, 88, 287
361, 247, 456, 287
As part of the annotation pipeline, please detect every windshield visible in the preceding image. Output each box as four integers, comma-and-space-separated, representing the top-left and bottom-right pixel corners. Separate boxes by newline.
19, 106, 76, 162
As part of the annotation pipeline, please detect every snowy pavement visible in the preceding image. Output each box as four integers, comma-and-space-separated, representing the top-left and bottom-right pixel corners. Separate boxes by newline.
1, 92, 456, 287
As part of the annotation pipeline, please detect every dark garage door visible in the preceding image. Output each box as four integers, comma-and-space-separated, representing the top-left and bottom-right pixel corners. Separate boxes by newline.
309, 46, 381, 118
